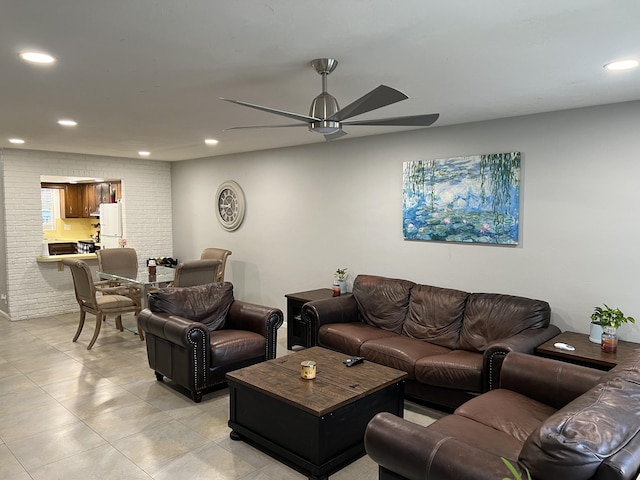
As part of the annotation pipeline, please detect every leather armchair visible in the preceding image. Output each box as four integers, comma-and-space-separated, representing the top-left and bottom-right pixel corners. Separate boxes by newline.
137, 283, 283, 402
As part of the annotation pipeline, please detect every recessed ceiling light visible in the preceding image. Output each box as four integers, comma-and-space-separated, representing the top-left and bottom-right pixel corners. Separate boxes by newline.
204, 138, 219, 145
19, 51, 56, 64
9, 138, 25, 144
58, 119, 77, 126
604, 59, 639, 71
138, 151, 151, 157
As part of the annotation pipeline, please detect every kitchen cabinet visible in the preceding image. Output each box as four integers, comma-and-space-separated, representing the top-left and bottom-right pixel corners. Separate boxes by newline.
62, 184, 82, 218
44, 181, 122, 219
93, 182, 121, 209
94, 182, 111, 205
113, 182, 121, 201
84, 184, 97, 217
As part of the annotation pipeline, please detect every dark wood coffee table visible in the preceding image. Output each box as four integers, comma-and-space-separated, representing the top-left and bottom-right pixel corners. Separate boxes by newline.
226, 346, 407, 480
536, 331, 639, 370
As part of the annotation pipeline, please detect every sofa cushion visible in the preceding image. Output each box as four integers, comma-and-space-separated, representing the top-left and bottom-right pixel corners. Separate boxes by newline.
209, 329, 266, 365
352, 275, 415, 334
403, 284, 469, 349
458, 293, 550, 352
360, 335, 450, 380
455, 389, 556, 443
148, 282, 234, 332
520, 355, 640, 480
414, 350, 484, 392
318, 322, 397, 356
427, 414, 523, 460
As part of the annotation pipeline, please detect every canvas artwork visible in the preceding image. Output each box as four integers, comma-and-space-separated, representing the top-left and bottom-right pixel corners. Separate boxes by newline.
403, 152, 521, 244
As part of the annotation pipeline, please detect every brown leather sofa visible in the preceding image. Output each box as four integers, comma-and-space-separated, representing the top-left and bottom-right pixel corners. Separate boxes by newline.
138, 282, 283, 402
302, 274, 560, 409
365, 350, 640, 480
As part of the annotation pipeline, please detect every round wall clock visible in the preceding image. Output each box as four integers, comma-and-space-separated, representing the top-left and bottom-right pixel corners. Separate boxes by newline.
215, 180, 245, 231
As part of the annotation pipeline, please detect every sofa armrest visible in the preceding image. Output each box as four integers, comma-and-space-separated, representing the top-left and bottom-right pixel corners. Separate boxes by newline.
138, 308, 210, 348
497, 351, 604, 409
483, 324, 561, 391
365, 412, 528, 480
226, 300, 283, 360
302, 294, 359, 347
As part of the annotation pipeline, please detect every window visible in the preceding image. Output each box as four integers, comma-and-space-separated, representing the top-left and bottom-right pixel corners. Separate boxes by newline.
41, 188, 60, 231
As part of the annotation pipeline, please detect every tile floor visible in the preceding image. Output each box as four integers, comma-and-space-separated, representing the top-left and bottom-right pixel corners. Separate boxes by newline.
0, 312, 445, 480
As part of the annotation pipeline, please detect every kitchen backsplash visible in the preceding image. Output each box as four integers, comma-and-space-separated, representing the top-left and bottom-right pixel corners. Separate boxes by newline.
43, 217, 98, 241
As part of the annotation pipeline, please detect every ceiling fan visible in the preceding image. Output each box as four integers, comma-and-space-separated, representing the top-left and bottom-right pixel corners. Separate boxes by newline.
220, 58, 439, 141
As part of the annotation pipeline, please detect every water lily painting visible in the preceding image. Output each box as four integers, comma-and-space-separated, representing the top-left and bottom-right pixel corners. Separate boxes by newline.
403, 152, 521, 244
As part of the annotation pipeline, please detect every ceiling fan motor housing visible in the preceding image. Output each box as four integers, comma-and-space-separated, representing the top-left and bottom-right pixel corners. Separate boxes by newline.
309, 92, 341, 134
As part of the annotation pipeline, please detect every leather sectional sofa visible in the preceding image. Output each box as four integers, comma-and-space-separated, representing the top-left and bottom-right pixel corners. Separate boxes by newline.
302, 274, 560, 409
365, 350, 640, 480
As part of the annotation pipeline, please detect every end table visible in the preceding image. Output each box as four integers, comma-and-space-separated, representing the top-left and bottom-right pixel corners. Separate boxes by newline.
285, 288, 334, 350
535, 331, 639, 370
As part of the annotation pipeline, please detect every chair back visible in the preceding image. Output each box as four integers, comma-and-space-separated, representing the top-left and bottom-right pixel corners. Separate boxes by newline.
173, 259, 221, 287
200, 248, 232, 282
63, 259, 98, 310
97, 247, 138, 278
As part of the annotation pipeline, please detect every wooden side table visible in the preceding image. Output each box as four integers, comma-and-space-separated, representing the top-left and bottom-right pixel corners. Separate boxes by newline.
285, 288, 334, 350
535, 331, 639, 370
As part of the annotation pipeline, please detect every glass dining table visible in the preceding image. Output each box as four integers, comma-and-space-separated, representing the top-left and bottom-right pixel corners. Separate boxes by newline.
97, 266, 175, 309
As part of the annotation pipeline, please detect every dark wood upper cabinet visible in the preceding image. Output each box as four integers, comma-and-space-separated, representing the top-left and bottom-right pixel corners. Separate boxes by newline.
62, 184, 82, 218
42, 181, 121, 219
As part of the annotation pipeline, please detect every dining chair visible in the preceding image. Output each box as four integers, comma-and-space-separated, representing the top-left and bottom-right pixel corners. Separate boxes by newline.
97, 247, 138, 278
200, 248, 232, 282
172, 259, 222, 287
96, 247, 142, 310
63, 258, 141, 349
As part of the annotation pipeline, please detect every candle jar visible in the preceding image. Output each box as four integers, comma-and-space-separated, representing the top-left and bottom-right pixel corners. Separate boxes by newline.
300, 360, 317, 379
601, 326, 618, 353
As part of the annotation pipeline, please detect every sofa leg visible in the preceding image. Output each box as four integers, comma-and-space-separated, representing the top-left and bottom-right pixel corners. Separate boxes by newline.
230, 430, 242, 441
191, 390, 203, 403
155, 372, 163, 382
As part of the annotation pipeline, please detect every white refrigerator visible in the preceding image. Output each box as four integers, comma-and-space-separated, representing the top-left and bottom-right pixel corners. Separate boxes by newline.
99, 203, 123, 249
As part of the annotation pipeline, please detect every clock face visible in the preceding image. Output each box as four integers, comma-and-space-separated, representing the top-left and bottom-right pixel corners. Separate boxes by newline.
215, 181, 245, 231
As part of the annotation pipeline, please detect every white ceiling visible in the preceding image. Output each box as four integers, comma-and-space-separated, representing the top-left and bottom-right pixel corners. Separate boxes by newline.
1, 1, 639, 162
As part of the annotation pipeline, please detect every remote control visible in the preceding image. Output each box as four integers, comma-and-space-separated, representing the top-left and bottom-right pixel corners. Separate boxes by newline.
553, 342, 575, 351
343, 356, 365, 367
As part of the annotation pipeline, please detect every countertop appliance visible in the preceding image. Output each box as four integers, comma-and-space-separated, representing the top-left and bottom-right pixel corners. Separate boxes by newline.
99, 202, 123, 249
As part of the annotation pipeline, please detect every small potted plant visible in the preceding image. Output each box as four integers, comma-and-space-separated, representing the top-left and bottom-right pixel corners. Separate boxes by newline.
334, 268, 348, 295
590, 304, 635, 353
501, 458, 531, 480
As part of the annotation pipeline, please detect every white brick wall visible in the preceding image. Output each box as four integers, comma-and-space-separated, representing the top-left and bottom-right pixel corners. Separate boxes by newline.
1, 148, 172, 320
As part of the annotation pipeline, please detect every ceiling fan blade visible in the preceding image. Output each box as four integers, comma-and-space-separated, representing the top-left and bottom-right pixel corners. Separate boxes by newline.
342, 113, 440, 127
328, 85, 408, 122
224, 124, 309, 131
220, 98, 319, 124
324, 130, 348, 141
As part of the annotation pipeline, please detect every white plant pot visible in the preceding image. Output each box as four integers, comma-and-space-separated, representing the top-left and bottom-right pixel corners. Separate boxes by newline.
338, 280, 347, 294
589, 323, 603, 343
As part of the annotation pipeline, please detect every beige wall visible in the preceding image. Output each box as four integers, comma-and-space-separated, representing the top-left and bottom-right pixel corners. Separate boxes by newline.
0, 149, 172, 320
171, 101, 640, 342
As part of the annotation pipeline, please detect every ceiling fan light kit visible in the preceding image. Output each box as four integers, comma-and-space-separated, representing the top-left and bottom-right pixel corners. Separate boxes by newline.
222, 58, 439, 141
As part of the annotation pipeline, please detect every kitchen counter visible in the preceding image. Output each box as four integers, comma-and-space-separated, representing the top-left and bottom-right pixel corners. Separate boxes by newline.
37, 253, 98, 271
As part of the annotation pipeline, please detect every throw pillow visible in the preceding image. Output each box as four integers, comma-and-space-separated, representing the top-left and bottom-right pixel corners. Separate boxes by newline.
148, 282, 234, 331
